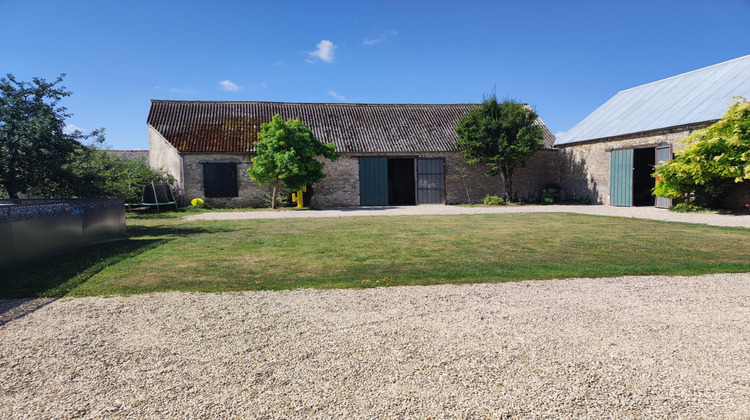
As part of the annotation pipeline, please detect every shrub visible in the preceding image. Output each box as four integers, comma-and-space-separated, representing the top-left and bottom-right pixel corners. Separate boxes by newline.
264, 193, 289, 208
670, 202, 712, 213
483, 194, 506, 205
654, 99, 750, 208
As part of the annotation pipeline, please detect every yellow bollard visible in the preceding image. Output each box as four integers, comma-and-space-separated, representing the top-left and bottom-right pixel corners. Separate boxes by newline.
292, 186, 307, 208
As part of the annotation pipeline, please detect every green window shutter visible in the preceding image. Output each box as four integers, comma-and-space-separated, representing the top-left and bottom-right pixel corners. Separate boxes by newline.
359, 157, 388, 205
203, 163, 238, 198
610, 149, 633, 207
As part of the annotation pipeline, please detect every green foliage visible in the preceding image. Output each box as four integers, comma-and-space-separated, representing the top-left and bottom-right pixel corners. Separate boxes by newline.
247, 114, 339, 208
654, 99, 750, 207
64, 146, 172, 201
263, 193, 290, 208
482, 194, 506, 205
670, 202, 712, 213
455, 95, 545, 201
0, 73, 98, 198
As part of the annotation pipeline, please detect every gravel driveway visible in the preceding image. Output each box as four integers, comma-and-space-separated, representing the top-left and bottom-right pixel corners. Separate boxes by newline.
2, 273, 750, 419
183, 204, 750, 228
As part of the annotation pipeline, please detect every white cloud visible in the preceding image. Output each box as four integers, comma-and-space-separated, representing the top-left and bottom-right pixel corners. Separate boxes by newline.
327, 90, 346, 101
219, 79, 242, 91
554, 131, 567, 139
63, 124, 85, 134
363, 29, 398, 46
260, 82, 267, 88
170, 87, 193, 93
308, 40, 336, 63
272, 61, 287, 67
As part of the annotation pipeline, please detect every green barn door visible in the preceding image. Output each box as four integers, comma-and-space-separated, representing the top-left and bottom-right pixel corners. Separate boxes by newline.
359, 157, 388, 205
655, 145, 672, 208
610, 149, 633, 207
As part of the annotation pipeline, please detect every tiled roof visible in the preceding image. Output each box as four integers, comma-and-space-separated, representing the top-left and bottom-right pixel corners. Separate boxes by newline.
556, 54, 750, 146
148, 100, 556, 153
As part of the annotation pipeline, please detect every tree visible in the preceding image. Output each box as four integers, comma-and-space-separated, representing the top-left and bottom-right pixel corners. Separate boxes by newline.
454, 95, 545, 201
654, 99, 750, 207
64, 145, 172, 202
0, 73, 101, 198
247, 114, 339, 208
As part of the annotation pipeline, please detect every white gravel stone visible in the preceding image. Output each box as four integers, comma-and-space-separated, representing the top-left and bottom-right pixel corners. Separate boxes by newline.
183, 204, 750, 228
2, 273, 750, 418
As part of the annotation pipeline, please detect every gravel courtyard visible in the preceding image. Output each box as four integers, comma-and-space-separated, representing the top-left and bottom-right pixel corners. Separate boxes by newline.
2, 273, 749, 419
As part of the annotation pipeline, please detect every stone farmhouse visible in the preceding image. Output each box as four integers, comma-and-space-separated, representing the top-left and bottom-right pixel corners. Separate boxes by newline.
556, 54, 750, 208
147, 101, 557, 208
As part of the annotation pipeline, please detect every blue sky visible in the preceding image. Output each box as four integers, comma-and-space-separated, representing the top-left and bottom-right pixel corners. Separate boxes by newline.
2, 0, 750, 150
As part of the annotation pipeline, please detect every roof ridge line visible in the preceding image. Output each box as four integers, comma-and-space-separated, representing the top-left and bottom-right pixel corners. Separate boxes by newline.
150, 99, 479, 106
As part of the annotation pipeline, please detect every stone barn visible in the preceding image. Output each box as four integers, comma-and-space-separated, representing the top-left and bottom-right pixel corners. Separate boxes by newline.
555, 54, 750, 207
147, 101, 558, 208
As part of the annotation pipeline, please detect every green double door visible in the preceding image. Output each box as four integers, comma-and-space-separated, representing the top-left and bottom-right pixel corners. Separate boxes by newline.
610, 146, 672, 207
359, 157, 444, 205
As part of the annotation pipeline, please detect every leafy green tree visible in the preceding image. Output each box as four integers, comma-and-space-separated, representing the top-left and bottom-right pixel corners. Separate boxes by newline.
0, 73, 102, 198
247, 114, 339, 208
64, 146, 172, 201
654, 99, 750, 207
454, 95, 545, 201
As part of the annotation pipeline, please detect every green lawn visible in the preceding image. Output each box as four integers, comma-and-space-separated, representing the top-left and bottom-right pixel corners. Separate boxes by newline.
2, 212, 749, 298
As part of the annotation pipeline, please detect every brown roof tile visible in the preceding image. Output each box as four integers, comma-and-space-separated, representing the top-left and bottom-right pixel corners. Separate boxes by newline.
147, 100, 556, 153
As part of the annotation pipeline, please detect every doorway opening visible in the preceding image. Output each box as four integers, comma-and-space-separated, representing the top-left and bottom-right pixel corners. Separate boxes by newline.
632, 147, 656, 206
388, 158, 416, 205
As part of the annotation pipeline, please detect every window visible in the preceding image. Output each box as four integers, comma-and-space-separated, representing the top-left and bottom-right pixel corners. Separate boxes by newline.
203, 163, 238, 197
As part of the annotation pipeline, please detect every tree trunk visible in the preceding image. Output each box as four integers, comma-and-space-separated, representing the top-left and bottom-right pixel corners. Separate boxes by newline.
503, 176, 513, 202
271, 181, 279, 209
4, 184, 19, 199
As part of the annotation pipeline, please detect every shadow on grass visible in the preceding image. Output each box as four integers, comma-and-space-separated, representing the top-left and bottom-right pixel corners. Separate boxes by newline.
125, 224, 239, 239
0, 224, 223, 302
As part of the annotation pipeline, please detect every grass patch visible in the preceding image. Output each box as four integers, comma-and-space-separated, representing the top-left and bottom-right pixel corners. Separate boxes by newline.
3, 213, 749, 297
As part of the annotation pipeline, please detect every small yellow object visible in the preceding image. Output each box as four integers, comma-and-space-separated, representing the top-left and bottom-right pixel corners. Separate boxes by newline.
191, 198, 205, 206
291, 186, 307, 208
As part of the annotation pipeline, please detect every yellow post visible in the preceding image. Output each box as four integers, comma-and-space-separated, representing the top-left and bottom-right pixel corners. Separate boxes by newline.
292, 186, 307, 208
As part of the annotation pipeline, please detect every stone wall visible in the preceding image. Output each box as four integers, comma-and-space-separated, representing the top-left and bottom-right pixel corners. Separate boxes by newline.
107, 150, 149, 161
182, 153, 273, 208
148, 127, 184, 201
438, 150, 560, 204
309, 156, 360, 208
557, 127, 701, 204
176, 149, 560, 208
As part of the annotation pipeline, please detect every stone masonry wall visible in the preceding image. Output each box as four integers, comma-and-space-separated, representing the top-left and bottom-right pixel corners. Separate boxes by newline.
309, 156, 360, 208
182, 153, 272, 208
178, 150, 560, 208
557, 127, 699, 205
437, 150, 560, 204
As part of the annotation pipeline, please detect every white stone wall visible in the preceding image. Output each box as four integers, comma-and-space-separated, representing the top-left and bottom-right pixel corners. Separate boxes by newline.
148, 127, 184, 202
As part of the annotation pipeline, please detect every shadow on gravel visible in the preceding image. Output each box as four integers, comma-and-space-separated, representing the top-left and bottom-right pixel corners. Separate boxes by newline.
0, 298, 59, 327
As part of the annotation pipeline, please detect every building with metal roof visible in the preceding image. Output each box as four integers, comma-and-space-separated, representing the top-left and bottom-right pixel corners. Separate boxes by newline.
148, 100, 558, 208
556, 55, 750, 208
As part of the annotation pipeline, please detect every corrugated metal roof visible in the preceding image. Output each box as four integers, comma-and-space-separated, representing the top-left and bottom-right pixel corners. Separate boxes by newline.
148, 101, 556, 153
555, 55, 750, 146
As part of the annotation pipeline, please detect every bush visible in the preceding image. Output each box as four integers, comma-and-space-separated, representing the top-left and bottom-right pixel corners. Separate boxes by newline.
654, 99, 750, 208
670, 202, 712, 213
264, 193, 289, 208
483, 195, 505, 205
